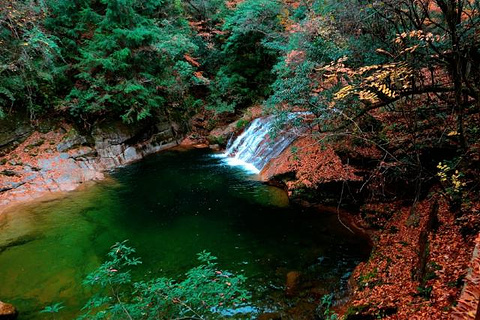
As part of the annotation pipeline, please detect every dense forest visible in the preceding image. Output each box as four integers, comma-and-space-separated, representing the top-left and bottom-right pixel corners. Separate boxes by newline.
1, 0, 480, 319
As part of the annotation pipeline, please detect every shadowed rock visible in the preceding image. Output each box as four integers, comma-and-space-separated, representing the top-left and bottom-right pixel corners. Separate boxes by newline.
0, 234, 40, 254
0, 182, 26, 194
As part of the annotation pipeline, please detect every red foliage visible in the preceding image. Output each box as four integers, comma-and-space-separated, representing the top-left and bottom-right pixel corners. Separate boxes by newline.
261, 136, 361, 190
184, 54, 200, 67
343, 198, 474, 319
452, 234, 480, 319
225, 0, 244, 9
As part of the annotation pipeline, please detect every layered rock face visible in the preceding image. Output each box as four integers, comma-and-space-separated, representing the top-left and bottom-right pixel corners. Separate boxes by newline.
0, 118, 182, 210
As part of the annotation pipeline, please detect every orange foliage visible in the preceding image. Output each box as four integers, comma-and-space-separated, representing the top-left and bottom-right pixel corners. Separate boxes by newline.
344, 198, 473, 319
452, 234, 480, 320
184, 54, 200, 67
225, 0, 244, 9
261, 136, 361, 190
285, 50, 306, 66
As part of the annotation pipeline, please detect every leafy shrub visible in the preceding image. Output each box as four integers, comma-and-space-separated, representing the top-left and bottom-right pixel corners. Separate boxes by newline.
319, 294, 338, 320
236, 119, 249, 130
76, 241, 250, 320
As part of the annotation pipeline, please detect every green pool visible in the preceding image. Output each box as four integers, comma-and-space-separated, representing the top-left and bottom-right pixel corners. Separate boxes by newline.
0, 149, 368, 319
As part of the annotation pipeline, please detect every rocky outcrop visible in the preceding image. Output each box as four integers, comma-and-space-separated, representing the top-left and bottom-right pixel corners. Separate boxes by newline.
0, 113, 32, 157
92, 121, 178, 167
260, 136, 362, 201
207, 105, 263, 146
285, 271, 302, 297
0, 301, 18, 320
180, 105, 263, 148
0, 119, 182, 211
56, 131, 88, 152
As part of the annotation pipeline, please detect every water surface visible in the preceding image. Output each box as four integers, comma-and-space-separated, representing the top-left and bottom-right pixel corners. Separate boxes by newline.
0, 149, 368, 318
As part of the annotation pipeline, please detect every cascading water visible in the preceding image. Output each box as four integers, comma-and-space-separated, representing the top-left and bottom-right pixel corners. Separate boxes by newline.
220, 114, 303, 174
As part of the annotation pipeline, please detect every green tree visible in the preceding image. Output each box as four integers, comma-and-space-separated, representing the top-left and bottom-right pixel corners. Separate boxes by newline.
207, 0, 284, 114
58, 0, 198, 124
0, 0, 61, 119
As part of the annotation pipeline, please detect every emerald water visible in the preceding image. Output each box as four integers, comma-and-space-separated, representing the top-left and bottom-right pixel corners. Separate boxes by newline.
0, 149, 368, 319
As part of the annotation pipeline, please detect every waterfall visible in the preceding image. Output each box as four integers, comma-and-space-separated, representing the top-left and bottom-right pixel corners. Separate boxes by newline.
220, 114, 302, 174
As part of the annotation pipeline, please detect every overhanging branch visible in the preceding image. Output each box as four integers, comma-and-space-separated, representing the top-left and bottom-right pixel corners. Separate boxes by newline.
320, 85, 455, 133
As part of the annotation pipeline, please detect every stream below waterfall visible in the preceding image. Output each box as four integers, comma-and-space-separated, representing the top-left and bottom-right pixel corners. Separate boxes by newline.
0, 148, 369, 319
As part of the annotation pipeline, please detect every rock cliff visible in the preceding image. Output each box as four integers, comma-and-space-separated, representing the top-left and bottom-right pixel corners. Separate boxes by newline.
0, 118, 182, 211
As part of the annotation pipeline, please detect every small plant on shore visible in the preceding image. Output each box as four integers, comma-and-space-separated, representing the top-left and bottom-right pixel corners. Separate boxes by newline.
236, 119, 250, 130
76, 241, 250, 320
416, 285, 433, 300
290, 146, 300, 161
436, 161, 467, 211
319, 294, 339, 320
208, 135, 226, 146
437, 162, 466, 194
357, 268, 379, 290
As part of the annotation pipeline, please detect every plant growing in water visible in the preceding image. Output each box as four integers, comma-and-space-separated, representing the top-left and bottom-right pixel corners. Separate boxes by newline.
45, 241, 250, 319
40, 302, 65, 319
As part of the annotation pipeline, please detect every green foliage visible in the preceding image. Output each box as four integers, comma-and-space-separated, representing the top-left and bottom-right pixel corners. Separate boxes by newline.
40, 302, 65, 320
357, 268, 379, 290
320, 294, 338, 320
236, 119, 249, 130
264, 1, 354, 121
40, 302, 65, 314
223, 0, 283, 43
424, 262, 441, 282
51, 0, 197, 123
76, 241, 250, 320
416, 285, 433, 300
182, 0, 228, 23
0, 1, 61, 118
207, 0, 283, 114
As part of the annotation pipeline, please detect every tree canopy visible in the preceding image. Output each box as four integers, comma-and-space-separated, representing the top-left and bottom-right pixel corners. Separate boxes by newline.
1, 0, 479, 186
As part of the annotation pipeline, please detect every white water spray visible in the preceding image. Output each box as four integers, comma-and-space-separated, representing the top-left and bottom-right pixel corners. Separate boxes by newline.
220, 114, 304, 174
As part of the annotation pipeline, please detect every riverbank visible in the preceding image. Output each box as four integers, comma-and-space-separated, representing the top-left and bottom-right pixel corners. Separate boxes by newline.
0, 106, 264, 213
1, 112, 478, 320
260, 132, 479, 319
340, 198, 476, 319
0, 120, 182, 213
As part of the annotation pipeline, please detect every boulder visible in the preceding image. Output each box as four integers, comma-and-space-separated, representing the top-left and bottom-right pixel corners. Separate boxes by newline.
209, 144, 221, 151
285, 271, 302, 297
0, 301, 18, 320
123, 146, 140, 163
92, 120, 177, 162
92, 122, 136, 159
